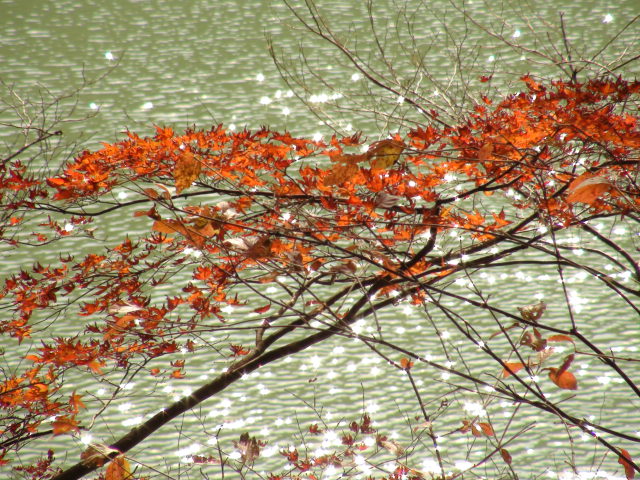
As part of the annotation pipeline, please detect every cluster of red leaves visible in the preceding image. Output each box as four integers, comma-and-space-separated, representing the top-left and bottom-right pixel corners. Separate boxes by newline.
0, 76, 637, 471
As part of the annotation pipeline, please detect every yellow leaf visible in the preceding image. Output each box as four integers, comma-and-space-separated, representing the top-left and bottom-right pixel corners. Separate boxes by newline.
367, 139, 405, 169
174, 150, 202, 194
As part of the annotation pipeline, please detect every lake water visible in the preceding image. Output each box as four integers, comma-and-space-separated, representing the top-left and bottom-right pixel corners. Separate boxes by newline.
1, 0, 639, 478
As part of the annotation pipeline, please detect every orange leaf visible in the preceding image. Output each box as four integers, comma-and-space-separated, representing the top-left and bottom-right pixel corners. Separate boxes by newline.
465, 210, 485, 227
478, 422, 494, 436
548, 335, 575, 343
619, 449, 635, 480
152, 219, 184, 234
477, 143, 494, 161
69, 392, 86, 413
87, 360, 105, 375
502, 362, 525, 378
400, 357, 414, 370
548, 368, 578, 390
566, 173, 612, 205
52, 416, 79, 435
174, 150, 202, 194
105, 455, 131, 480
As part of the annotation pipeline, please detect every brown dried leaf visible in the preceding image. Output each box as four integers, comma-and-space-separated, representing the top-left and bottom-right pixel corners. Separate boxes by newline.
324, 162, 360, 187
500, 448, 513, 465
380, 439, 405, 456
331, 152, 368, 164
152, 219, 208, 247
375, 192, 401, 208
80, 444, 121, 467
329, 260, 357, 275
234, 432, 260, 464
518, 301, 546, 322
245, 236, 273, 259
152, 219, 184, 235
174, 150, 202, 194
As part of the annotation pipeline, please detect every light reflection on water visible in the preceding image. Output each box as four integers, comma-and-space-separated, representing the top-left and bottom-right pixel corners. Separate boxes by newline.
1, 0, 639, 478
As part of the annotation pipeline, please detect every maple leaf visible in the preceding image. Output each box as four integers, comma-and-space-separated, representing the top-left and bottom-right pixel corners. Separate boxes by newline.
518, 301, 546, 322
478, 422, 494, 436
399, 357, 414, 370
234, 432, 261, 464
69, 391, 86, 413
230, 344, 250, 356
